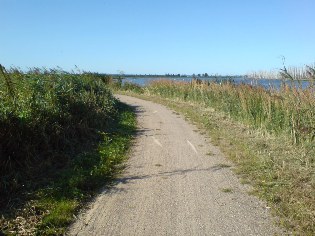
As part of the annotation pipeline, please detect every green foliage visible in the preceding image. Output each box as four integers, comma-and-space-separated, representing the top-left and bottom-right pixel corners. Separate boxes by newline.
0, 66, 136, 234
111, 81, 144, 93
0, 67, 115, 216
35, 103, 136, 235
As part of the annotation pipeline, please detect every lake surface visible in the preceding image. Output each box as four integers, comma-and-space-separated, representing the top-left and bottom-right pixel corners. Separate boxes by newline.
123, 77, 312, 90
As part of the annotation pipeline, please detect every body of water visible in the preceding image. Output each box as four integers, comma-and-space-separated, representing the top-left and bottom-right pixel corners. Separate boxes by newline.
123, 77, 312, 90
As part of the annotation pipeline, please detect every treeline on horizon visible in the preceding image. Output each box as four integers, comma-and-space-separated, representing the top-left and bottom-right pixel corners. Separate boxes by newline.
120, 73, 242, 78
1, 66, 241, 79
123, 63, 315, 80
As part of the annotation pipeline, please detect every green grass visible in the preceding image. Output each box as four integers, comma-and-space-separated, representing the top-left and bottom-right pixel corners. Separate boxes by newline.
116, 75, 315, 235
35, 103, 136, 235
0, 67, 116, 198
216, 163, 231, 168
0, 67, 137, 235
1, 102, 136, 235
221, 188, 233, 193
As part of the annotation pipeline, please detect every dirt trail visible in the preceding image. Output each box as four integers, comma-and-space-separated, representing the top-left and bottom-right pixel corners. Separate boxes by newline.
69, 95, 282, 236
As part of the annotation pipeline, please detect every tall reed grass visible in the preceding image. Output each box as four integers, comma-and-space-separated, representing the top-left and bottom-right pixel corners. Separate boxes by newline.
246, 64, 315, 80
246, 63, 315, 80
146, 77, 315, 145
0, 65, 115, 206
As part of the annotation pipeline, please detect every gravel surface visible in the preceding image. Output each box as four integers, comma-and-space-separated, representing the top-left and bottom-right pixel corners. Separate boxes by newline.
69, 95, 283, 236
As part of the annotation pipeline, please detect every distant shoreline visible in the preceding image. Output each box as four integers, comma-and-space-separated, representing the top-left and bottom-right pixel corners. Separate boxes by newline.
121, 75, 313, 81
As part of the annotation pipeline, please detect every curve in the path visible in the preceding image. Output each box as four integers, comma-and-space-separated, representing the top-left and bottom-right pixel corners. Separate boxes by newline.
69, 95, 282, 236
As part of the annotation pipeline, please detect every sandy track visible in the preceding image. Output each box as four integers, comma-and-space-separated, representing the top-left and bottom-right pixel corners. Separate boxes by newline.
69, 95, 282, 236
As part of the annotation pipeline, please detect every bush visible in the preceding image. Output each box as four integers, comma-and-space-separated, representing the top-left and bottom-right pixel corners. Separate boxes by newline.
0, 66, 117, 205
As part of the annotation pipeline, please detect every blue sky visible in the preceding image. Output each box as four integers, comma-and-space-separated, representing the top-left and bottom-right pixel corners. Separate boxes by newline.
1, 0, 315, 75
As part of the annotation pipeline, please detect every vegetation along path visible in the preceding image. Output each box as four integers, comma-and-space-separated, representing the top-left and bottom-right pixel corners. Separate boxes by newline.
69, 95, 283, 235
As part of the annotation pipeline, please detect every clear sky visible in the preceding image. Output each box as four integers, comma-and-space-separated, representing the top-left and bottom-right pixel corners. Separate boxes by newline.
1, 0, 315, 75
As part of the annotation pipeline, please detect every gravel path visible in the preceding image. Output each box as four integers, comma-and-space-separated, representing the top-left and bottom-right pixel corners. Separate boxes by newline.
69, 95, 282, 236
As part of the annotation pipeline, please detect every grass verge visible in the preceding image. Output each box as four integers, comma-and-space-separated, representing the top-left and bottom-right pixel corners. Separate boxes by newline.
117, 90, 314, 235
0, 102, 136, 235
